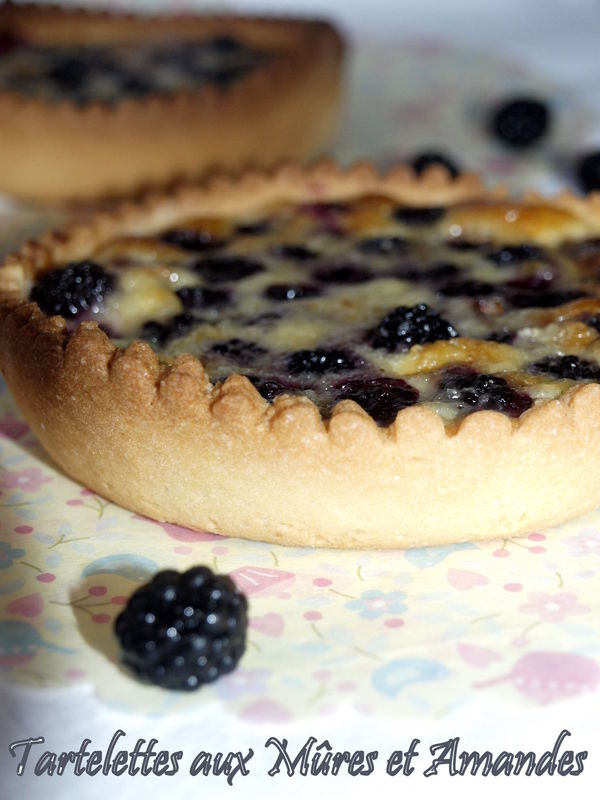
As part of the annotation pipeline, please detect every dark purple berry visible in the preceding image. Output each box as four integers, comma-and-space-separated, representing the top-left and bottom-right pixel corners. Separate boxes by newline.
141, 320, 168, 346
270, 244, 318, 261
209, 339, 267, 365
424, 262, 461, 281
585, 315, 600, 334
528, 355, 600, 381
490, 97, 550, 148
394, 206, 446, 225
411, 151, 460, 178
286, 349, 357, 376
264, 284, 321, 301
208, 36, 244, 53
486, 244, 545, 266
506, 288, 586, 309
114, 566, 247, 691
332, 377, 419, 426
235, 220, 271, 236
487, 329, 516, 344
246, 375, 299, 402
141, 313, 196, 346
162, 227, 226, 252
371, 303, 459, 351
355, 236, 408, 256
30, 260, 114, 318
313, 264, 374, 284
576, 151, 600, 193
194, 255, 264, 283
445, 239, 481, 251
438, 371, 532, 417
393, 261, 460, 283
176, 286, 230, 309
437, 279, 497, 298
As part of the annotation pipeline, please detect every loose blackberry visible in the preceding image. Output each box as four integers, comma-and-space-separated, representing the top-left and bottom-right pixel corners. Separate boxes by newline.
490, 97, 550, 148
438, 370, 533, 417
332, 376, 419, 427
264, 283, 321, 302
162, 227, 226, 252
194, 255, 264, 283
394, 206, 446, 225
576, 151, 600, 194
176, 286, 230, 309
114, 567, 247, 691
528, 355, 600, 381
355, 236, 408, 256
486, 244, 545, 266
411, 151, 460, 178
30, 260, 114, 318
371, 303, 459, 351
286, 348, 357, 376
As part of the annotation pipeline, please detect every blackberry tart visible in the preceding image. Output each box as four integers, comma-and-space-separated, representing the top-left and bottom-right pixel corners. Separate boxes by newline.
0, 3, 344, 201
2, 161, 600, 548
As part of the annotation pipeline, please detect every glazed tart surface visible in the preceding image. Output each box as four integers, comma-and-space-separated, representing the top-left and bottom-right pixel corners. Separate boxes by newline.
26, 188, 600, 427
3, 162, 600, 548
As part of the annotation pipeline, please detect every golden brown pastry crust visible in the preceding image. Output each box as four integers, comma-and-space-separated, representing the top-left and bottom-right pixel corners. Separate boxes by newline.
0, 3, 344, 202
3, 161, 600, 548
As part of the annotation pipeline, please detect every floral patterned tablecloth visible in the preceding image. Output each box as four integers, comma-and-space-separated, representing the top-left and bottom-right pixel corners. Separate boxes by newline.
0, 38, 599, 722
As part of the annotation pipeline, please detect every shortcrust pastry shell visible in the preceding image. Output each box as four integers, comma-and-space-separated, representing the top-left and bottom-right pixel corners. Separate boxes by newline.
0, 3, 344, 201
2, 161, 600, 548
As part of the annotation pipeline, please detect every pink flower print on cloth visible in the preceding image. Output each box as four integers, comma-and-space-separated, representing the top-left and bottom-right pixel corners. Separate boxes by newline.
519, 592, 590, 623
0, 466, 52, 492
565, 530, 600, 557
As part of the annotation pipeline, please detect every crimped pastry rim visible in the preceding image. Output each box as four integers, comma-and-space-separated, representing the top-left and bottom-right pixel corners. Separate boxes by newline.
3, 160, 600, 548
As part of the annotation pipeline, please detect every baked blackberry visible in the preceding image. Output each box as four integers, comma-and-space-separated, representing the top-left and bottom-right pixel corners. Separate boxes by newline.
528, 355, 600, 381
332, 376, 419, 426
114, 567, 248, 691
286, 348, 357, 376
438, 371, 533, 417
355, 236, 408, 256
194, 255, 264, 283
371, 303, 459, 351
313, 264, 374, 284
394, 206, 446, 225
162, 227, 226, 252
30, 260, 114, 318
264, 283, 321, 301
490, 97, 550, 148
270, 244, 319, 261
486, 244, 544, 266
176, 286, 231, 309
209, 338, 267, 365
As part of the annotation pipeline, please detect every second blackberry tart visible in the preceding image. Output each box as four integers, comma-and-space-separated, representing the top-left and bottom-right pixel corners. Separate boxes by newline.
0, 3, 345, 202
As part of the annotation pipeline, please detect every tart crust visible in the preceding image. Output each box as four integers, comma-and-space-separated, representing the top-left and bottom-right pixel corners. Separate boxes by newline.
3, 161, 600, 548
0, 3, 345, 202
